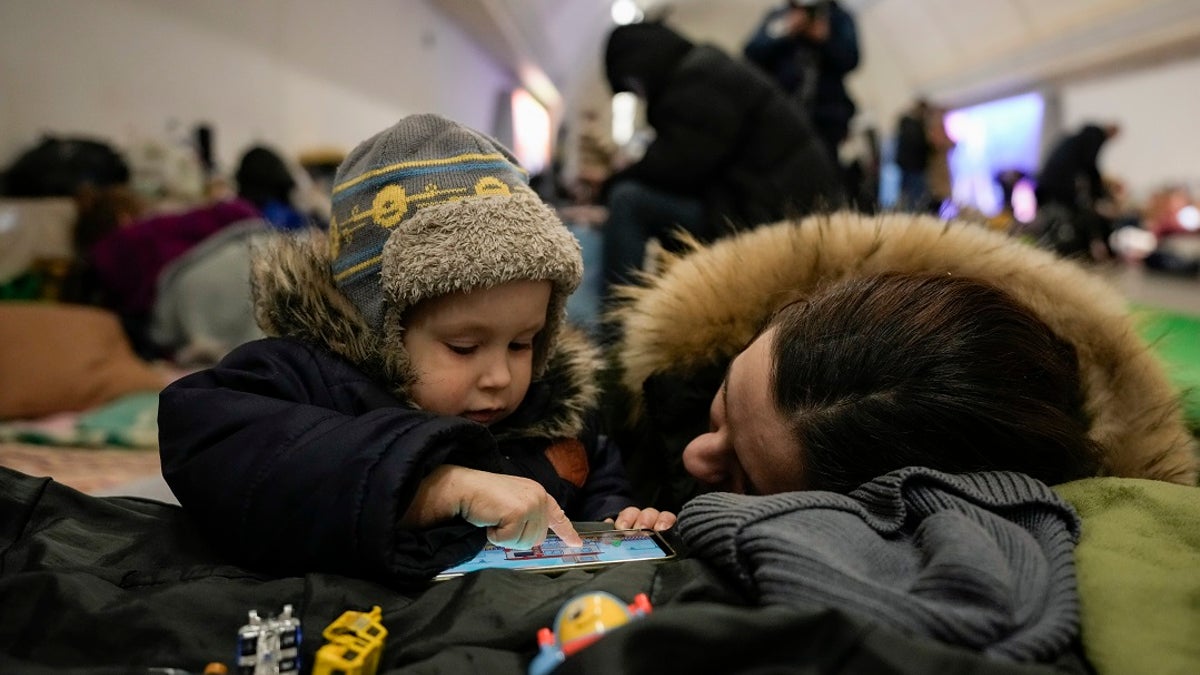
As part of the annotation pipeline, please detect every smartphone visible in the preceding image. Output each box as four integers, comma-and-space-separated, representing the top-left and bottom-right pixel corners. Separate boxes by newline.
433, 528, 676, 581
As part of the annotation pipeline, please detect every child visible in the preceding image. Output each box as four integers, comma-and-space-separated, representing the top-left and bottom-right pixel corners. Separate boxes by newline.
158, 114, 673, 586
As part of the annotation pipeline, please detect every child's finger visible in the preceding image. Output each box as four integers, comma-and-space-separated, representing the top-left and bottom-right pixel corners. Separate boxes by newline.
546, 502, 582, 547
487, 524, 522, 549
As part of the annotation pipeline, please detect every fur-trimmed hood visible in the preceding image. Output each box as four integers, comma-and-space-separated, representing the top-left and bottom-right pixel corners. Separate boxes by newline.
611, 211, 1198, 485
250, 229, 599, 440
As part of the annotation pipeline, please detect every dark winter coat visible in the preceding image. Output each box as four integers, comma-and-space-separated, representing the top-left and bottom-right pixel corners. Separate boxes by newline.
603, 22, 843, 242
743, 1, 860, 145
1036, 124, 1110, 209
158, 230, 632, 589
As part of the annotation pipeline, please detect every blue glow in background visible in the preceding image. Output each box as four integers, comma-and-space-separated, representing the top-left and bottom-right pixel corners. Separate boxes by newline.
945, 92, 1045, 217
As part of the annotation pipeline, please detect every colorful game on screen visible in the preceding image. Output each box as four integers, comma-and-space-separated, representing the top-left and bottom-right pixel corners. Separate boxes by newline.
436, 529, 673, 578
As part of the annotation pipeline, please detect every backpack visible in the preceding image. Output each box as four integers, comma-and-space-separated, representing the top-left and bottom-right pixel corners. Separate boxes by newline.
894, 115, 930, 172
2, 136, 130, 197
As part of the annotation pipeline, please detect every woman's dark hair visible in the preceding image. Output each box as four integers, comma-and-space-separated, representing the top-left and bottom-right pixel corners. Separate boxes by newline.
769, 272, 1101, 492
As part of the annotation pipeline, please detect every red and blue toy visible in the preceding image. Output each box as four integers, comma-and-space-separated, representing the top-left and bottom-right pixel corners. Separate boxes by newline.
528, 591, 652, 675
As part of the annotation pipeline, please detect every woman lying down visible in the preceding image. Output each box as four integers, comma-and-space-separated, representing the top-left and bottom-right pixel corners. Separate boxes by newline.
606, 211, 1198, 665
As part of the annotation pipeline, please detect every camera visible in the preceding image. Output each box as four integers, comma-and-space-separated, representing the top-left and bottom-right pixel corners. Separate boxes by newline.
788, 0, 831, 20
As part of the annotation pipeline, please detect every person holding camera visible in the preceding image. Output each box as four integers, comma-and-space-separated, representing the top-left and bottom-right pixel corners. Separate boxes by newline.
744, 0, 861, 166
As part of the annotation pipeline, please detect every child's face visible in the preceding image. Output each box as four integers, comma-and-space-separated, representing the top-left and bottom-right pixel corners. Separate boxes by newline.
402, 279, 552, 426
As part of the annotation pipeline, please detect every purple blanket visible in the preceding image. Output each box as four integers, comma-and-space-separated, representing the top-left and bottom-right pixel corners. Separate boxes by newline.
90, 199, 260, 315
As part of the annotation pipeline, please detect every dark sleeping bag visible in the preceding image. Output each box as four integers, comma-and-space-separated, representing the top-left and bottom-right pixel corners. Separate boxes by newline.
0, 467, 1084, 674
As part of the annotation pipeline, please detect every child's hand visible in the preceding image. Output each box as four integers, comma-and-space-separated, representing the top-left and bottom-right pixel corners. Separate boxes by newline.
608, 506, 677, 532
402, 465, 582, 549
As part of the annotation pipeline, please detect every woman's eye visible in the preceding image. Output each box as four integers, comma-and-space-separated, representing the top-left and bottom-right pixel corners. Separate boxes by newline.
508, 341, 533, 352
446, 344, 476, 355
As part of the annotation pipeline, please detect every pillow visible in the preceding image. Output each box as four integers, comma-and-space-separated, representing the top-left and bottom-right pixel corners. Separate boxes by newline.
0, 302, 166, 419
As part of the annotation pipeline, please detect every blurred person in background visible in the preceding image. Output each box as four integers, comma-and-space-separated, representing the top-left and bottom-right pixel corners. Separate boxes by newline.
234, 146, 308, 231
893, 99, 932, 212
600, 21, 843, 306
925, 104, 956, 216
1034, 122, 1121, 260
743, 0, 860, 166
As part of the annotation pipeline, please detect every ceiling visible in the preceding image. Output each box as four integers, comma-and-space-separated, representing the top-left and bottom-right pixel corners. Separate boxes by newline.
436, 0, 1200, 129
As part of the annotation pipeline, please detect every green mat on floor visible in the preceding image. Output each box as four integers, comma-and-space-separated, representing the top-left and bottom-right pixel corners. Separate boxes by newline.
1132, 305, 1200, 429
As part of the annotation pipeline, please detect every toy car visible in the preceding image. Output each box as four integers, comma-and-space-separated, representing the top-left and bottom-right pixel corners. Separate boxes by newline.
312, 605, 388, 675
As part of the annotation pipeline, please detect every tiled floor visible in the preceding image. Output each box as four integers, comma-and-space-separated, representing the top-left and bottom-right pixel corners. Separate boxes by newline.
1097, 263, 1200, 316
0, 443, 162, 494
91, 471, 178, 503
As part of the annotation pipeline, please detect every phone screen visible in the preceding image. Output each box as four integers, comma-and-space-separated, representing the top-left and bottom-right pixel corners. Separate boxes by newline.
434, 529, 675, 580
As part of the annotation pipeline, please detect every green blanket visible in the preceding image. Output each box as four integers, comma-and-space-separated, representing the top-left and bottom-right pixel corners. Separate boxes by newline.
1055, 477, 1200, 675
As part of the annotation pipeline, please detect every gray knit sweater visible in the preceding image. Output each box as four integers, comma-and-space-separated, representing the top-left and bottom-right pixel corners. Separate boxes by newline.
677, 467, 1082, 662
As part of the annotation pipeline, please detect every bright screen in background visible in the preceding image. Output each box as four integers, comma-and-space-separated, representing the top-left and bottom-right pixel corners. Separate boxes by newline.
511, 88, 550, 176
945, 92, 1045, 217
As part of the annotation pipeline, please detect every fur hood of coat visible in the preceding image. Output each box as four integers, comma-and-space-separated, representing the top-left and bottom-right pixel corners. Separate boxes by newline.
611, 211, 1198, 485
249, 229, 600, 440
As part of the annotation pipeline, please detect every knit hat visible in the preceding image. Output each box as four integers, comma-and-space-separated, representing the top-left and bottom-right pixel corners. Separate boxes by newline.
328, 114, 582, 376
